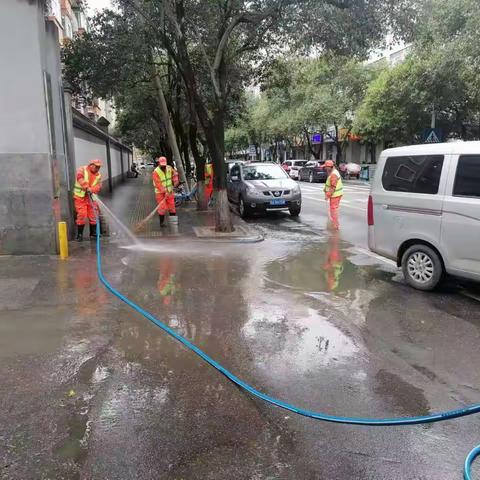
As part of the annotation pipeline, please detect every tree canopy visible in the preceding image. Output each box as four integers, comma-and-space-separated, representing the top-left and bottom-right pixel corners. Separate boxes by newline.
354, 0, 480, 143
63, 0, 422, 229
226, 57, 384, 160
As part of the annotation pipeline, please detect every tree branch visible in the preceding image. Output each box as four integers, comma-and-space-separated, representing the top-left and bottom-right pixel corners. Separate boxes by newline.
212, 3, 283, 84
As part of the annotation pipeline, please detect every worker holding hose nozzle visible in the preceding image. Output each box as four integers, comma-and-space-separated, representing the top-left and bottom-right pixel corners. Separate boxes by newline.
152, 156, 179, 227
73, 159, 102, 242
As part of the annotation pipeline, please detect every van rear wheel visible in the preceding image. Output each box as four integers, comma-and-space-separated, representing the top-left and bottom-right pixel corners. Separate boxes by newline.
401, 245, 443, 291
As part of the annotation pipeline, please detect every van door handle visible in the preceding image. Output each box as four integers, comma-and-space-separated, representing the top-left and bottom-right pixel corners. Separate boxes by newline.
382, 204, 388, 210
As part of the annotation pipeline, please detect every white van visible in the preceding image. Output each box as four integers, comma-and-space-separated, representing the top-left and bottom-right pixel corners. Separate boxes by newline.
368, 142, 480, 290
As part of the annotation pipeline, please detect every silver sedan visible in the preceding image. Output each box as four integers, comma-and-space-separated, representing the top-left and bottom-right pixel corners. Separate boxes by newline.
227, 162, 302, 218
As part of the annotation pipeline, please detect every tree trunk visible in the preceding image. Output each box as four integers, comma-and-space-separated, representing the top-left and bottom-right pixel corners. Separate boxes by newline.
188, 80, 232, 229
152, 67, 189, 191
197, 181, 206, 210
304, 128, 321, 160
215, 189, 232, 233
189, 120, 207, 211
162, 8, 231, 230
209, 108, 232, 232
334, 124, 342, 164
336, 140, 343, 164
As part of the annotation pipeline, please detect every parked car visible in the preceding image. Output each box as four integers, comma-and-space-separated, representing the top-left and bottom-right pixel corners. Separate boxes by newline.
226, 159, 245, 172
347, 162, 361, 178
368, 142, 480, 290
298, 160, 328, 183
282, 160, 307, 179
227, 162, 302, 218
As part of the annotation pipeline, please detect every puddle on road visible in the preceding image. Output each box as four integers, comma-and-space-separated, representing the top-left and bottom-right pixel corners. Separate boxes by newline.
266, 237, 368, 295
243, 303, 359, 374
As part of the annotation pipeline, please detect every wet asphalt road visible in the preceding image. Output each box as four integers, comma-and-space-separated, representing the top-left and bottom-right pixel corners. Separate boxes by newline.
296, 181, 371, 248
1, 179, 480, 479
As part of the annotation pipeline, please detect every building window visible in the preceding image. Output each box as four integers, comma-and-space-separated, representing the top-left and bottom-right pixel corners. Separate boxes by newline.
453, 155, 480, 198
382, 155, 444, 194
62, 16, 73, 39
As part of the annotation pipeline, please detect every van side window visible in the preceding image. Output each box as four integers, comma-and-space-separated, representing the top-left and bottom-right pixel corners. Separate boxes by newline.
453, 155, 480, 198
382, 155, 444, 194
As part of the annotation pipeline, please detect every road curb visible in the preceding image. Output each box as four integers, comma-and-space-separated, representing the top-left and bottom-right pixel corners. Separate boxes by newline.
193, 225, 264, 243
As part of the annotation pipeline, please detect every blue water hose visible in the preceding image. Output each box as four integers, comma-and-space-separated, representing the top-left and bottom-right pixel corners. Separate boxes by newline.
93, 219, 479, 478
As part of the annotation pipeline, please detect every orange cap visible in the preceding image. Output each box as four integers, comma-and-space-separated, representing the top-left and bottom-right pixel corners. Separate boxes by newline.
89, 159, 102, 167
324, 160, 335, 168
158, 156, 167, 166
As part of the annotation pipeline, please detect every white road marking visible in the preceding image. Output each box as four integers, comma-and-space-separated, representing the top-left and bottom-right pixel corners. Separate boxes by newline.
302, 195, 366, 211
348, 247, 397, 266
300, 185, 370, 194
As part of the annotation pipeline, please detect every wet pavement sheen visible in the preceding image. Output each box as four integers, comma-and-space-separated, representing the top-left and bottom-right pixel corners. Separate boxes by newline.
1, 182, 480, 479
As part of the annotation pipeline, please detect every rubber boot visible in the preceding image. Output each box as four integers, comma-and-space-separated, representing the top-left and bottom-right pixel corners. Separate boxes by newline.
76, 224, 85, 242
89, 223, 99, 240
159, 215, 166, 228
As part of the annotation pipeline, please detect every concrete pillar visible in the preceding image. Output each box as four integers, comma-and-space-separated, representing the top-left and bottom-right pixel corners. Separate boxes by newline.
0, 0, 66, 254
62, 82, 78, 236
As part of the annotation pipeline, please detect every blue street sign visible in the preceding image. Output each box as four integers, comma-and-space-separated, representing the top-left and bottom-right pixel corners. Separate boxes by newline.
311, 133, 323, 144
422, 128, 443, 143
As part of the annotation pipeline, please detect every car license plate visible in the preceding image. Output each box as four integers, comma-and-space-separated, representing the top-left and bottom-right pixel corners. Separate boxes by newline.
270, 199, 286, 206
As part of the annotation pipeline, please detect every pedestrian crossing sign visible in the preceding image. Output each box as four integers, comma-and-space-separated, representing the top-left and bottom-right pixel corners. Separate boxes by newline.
422, 128, 442, 143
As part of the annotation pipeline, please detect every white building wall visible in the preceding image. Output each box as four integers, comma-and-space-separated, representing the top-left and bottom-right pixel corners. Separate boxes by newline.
110, 146, 122, 180
73, 129, 109, 181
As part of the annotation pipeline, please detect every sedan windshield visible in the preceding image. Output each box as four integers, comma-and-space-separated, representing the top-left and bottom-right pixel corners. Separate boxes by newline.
243, 164, 288, 180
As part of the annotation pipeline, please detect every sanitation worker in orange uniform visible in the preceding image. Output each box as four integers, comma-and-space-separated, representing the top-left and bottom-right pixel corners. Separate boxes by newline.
324, 160, 344, 230
204, 161, 214, 203
152, 156, 179, 227
73, 159, 102, 241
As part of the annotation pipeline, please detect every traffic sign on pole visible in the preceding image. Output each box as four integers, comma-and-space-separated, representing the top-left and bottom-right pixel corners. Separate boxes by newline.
422, 128, 442, 143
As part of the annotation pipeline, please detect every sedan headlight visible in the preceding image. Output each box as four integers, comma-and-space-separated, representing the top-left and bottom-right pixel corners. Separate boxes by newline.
246, 186, 263, 197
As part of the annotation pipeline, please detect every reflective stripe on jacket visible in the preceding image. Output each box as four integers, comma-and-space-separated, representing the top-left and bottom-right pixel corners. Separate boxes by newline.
153, 166, 175, 194
73, 166, 101, 198
324, 169, 343, 198
205, 164, 213, 186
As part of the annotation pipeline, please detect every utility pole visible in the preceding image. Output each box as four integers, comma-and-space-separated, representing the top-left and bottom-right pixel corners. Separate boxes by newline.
431, 103, 436, 129
152, 65, 189, 191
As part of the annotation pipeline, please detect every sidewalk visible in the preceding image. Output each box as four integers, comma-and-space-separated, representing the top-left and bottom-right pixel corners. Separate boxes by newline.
102, 174, 261, 241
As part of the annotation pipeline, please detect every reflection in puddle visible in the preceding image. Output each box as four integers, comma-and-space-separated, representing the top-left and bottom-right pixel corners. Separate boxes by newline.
265, 236, 358, 294
264, 235, 393, 332
243, 307, 358, 374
